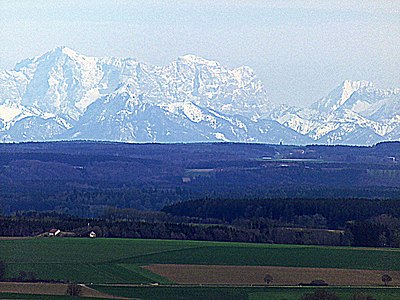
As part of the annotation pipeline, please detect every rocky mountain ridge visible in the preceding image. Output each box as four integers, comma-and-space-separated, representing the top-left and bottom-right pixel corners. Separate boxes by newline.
0, 47, 399, 145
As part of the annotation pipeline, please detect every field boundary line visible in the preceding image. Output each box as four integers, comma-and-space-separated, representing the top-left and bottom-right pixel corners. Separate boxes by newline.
105, 246, 208, 264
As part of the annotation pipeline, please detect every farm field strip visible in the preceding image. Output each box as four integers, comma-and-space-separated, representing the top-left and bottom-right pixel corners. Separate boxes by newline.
0, 238, 199, 264
5, 262, 163, 284
91, 285, 400, 300
0, 237, 32, 240
107, 245, 207, 264
118, 264, 174, 284
144, 264, 400, 286
0, 293, 87, 299
125, 245, 400, 271
0, 282, 124, 299
2, 238, 400, 285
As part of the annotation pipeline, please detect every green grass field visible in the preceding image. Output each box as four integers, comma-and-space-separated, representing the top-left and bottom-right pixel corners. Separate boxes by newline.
0, 294, 68, 299
92, 286, 400, 300
0, 293, 104, 299
1, 287, 399, 300
1, 238, 400, 284
1, 238, 400, 299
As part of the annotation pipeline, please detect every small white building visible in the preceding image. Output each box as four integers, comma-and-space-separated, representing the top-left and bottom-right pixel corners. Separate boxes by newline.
89, 231, 97, 238
48, 229, 61, 237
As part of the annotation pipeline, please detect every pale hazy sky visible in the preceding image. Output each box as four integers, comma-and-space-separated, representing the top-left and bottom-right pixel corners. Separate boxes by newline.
1, 0, 399, 106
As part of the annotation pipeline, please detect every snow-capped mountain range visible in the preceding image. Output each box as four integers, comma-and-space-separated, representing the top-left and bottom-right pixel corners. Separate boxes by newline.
0, 47, 399, 145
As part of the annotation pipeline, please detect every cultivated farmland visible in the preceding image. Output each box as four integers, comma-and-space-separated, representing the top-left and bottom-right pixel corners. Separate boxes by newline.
91, 286, 400, 300
0, 282, 118, 298
145, 264, 400, 286
2, 238, 400, 283
1, 238, 400, 299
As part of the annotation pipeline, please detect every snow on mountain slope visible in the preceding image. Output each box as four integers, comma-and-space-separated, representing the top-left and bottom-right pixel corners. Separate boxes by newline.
0, 48, 399, 145
0, 101, 23, 122
271, 81, 400, 145
311, 80, 373, 112
62, 84, 310, 144
0, 48, 287, 143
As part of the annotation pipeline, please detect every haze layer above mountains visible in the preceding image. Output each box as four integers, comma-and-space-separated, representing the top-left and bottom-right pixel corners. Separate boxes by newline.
0, 47, 399, 145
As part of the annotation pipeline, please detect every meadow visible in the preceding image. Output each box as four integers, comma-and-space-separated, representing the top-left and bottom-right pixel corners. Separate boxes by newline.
0, 294, 80, 299
91, 286, 400, 300
1, 238, 400, 299
2, 238, 400, 283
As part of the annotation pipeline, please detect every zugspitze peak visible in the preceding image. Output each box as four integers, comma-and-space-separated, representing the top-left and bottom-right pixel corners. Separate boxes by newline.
0, 48, 399, 145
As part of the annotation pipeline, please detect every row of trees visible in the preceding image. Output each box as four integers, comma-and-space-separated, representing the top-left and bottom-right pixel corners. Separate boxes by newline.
163, 197, 400, 228
300, 290, 376, 300
164, 197, 400, 247
4, 210, 400, 247
349, 215, 400, 247
264, 274, 393, 287
0, 211, 352, 246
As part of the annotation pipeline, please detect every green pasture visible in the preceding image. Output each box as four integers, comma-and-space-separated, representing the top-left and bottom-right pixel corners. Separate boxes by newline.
0, 294, 70, 299
1, 238, 400, 284
1, 286, 400, 300
0, 293, 104, 299
121, 245, 400, 270
92, 286, 400, 300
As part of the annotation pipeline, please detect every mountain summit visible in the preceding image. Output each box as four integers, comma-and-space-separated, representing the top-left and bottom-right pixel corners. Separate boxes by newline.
0, 48, 399, 145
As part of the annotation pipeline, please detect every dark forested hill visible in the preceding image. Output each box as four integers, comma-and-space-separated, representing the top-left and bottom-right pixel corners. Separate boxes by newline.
0, 141, 400, 216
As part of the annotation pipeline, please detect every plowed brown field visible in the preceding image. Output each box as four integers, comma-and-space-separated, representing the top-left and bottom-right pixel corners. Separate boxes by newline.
0, 282, 126, 298
145, 264, 400, 286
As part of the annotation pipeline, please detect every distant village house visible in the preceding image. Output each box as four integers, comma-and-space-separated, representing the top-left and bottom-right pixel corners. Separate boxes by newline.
182, 177, 191, 183
48, 229, 61, 237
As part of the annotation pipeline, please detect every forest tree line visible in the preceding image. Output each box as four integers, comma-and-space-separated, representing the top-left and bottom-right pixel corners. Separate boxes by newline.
3, 203, 400, 247
1, 141, 400, 215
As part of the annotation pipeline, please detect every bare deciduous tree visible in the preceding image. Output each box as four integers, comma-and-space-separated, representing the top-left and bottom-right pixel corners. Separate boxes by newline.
382, 274, 392, 286
66, 283, 82, 297
0, 261, 6, 280
264, 274, 273, 285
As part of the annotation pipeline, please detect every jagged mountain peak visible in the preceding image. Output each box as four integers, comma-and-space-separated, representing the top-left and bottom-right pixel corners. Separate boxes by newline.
177, 54, 220, 67
335, 80, 374, 108
271, 79, 400, 145
0, 48, 280, 143
341, 79, 373, 90
15, 46, 84, 71
310, 79, 400, 118
1, 48, 400, 145
311, 80, 373, 113
52, 46, 79, 56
